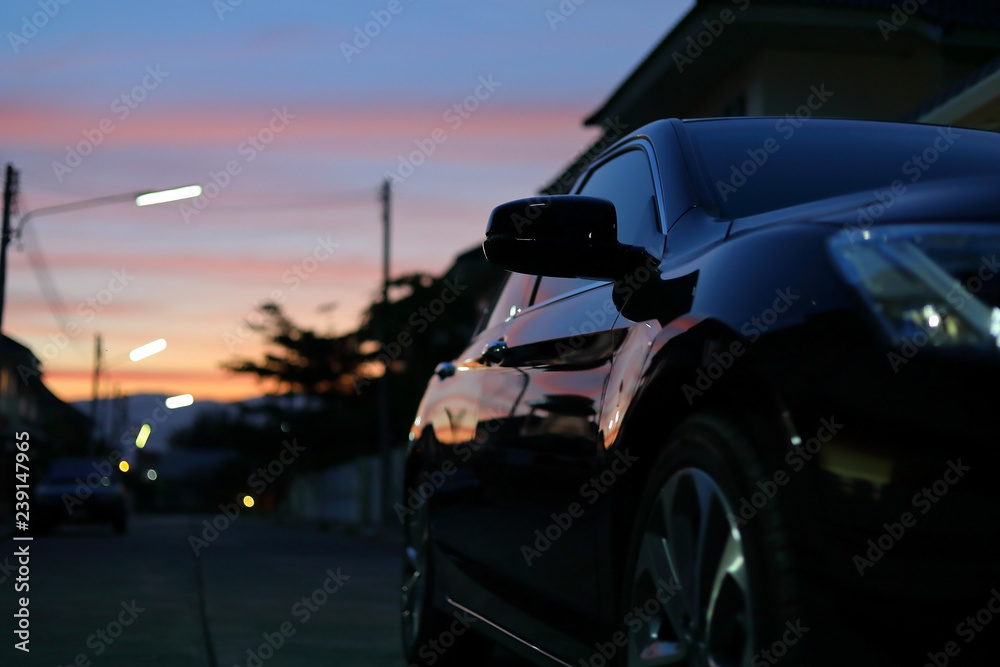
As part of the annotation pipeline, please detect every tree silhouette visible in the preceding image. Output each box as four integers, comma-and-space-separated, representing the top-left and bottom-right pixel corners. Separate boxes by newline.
223, 302, 364, 397
221, 247, 506, 454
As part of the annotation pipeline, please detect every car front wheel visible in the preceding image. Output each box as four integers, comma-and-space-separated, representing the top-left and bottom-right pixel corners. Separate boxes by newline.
622, 411, 801, 667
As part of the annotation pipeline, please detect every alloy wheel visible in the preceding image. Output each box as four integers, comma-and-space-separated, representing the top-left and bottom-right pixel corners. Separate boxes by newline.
628, 467, 753, 666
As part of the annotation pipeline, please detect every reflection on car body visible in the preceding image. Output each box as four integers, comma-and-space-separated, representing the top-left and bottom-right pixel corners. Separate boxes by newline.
401, 117, 1000, 666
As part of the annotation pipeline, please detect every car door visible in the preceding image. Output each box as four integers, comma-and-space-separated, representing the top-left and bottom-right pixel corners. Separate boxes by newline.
457, 145, 666, 648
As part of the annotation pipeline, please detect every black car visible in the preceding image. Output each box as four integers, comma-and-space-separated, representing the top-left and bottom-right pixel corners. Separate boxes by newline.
35, 458, 129, 534
401, 117, 1000, 666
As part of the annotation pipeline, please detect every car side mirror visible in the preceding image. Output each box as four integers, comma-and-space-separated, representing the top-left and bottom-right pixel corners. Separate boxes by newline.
482, 195, 656, 280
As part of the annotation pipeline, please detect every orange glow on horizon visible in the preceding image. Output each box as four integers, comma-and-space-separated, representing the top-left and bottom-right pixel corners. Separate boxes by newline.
45, 369, 268, 404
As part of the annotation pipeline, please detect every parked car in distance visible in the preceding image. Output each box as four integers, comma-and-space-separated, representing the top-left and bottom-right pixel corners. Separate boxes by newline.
401, 117, 1000, 666
35, 458, 128, 535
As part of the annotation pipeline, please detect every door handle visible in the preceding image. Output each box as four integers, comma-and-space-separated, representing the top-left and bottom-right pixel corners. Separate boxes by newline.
434, 362, 456, 379
481, 340, 507, 366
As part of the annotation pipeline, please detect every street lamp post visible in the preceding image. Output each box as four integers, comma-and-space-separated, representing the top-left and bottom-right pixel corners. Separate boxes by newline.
91, 338, 175, 452
0, 166, 200, 331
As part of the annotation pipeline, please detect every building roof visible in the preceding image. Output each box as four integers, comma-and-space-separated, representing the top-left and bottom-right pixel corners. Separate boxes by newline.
0, 333, 40, 369
585, 0, 1000, 128
536, 0, 1000, 193
909, 54, 1000, 128
767, 0, 1000, 29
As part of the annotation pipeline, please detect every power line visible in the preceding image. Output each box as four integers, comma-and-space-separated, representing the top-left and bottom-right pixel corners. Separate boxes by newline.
21, 223, 68, 324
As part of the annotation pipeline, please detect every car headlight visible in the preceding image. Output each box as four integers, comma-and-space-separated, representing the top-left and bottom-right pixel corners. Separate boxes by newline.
828, 225, 1000, 349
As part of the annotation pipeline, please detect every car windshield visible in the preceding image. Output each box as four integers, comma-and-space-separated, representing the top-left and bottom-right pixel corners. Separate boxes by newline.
683, 119, 1000, 219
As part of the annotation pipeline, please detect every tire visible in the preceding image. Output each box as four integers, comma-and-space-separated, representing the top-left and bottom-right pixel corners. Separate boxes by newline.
401, 499, 494, 666
620, 411, 802, 667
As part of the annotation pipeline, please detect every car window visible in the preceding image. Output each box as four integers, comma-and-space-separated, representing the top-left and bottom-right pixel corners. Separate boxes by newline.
577, 148, 659, 248
528, 148, 659, 304
482, 272, 537, 332
533, 276, 599, 305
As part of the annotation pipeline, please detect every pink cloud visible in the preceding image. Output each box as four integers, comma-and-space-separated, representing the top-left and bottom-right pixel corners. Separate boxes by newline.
0, 104, 589, 152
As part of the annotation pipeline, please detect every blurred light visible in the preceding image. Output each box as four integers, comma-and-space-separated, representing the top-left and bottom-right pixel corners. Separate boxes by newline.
923, 305, 942, 329
135, 423, 151, 448
119, 461, 130, 473
100, 476, 110, 487
146, 469, 157, 481
135, 185, 202, 206
280, 421, 292, 433
129, 338, 167, 361
165, 394, 194, 409
243, 495, 255, 508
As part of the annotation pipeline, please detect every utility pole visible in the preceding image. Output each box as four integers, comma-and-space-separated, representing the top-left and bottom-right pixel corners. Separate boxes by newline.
89, 332, 102, 454
378, 178, 392, 525
1, 163, 20, 331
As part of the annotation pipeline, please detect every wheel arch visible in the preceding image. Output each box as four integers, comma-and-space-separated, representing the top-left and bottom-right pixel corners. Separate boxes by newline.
605, 318, 797, 600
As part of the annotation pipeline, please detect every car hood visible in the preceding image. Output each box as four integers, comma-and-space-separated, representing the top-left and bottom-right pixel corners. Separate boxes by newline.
729, 173, 1000, 235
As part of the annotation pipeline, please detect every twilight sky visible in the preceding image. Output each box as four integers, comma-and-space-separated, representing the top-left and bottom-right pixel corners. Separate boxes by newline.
1, 0, 692, 402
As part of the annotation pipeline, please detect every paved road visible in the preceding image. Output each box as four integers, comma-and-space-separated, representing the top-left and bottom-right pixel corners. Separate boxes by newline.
1, 514, 532, 666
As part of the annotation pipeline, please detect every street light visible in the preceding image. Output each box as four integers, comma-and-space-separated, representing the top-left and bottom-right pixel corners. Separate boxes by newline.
165, 393, 194, 409
129, 338, 167, 361
94, 336, 172, 451
0, 168, 202, 330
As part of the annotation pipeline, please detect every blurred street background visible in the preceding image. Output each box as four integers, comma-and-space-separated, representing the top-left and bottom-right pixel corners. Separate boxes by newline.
1, 515, 530, 666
